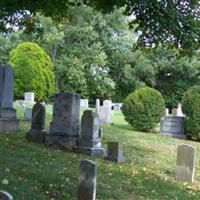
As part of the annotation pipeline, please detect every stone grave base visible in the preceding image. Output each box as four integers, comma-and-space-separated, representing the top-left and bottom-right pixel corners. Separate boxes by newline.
160, 133, 186, 139
0, 118, 20, 133
75, 147, 105, 157
44, 135, 77, 150
105, 155, 125, 163
26, 129, 46, 143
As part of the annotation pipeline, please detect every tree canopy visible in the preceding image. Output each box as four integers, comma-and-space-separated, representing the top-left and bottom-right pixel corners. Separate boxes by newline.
1, 0, 200, 50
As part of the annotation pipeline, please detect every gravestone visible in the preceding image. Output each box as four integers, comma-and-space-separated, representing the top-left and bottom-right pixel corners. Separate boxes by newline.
103, 100, 112, 110
99, 106, 111, 124
78, 160, 97, 200
95, 99, 100, 114
45, 92, 80, 150
177, 103, 184, 117
160, 116, 185, 139
112, 103, 122, 111
16, 100, 25, 107
26, 102, 46, 143
105, 142, 125, 163
80, 99, 89, 108
165, 108, 169, 116
24, 92, 34, 104
0, 64, 19, 132
176, 144, 196, 182
0, 191, 14, 200
24, 108, 32, 121
76, 110, 104, 156
172, 108, 177, 116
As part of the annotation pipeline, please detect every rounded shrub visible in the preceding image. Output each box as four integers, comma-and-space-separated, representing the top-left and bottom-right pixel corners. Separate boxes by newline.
9, 42, 57, 100
122, 86, 165, 132
182, 85, 200, 140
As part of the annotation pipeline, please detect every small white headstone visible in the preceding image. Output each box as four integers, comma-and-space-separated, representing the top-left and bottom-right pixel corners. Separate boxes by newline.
165, 108, 169, 116
103, 100, 112, 110
16, 100, 25, 107
80, 99, 89, 108
24, 92, 35, 104
176, 144, 196, 182
99, 106, 111, 124
95, 99, 100, 114
177, 103, 184, 117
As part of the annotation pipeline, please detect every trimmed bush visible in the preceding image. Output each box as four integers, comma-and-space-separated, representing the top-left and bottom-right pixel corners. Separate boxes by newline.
122, 86, 165, 132
9, 42, 56, 100
182, 85, 200, 140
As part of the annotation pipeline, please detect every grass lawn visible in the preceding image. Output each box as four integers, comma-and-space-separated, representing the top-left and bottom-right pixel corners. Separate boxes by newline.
1, 105, 200, 200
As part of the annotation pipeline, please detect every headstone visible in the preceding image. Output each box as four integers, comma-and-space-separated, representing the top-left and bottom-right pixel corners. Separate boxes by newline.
24, 92, 34, 104
0, 191, 14, 200
99, 106, 111, 124
76, 110, 104, 156
24, 108, 32, 121
177, 103, 184, 117
112, 103, 122, 111
172, 108, 177, 116
80, 99, 89, 108
103, 100, 112, 110
95, 99, 100, 114
160, 116, 185, 139
165, 108, 169, 116
45, 92, 80, 149
26, 102, 46, 143
78, 160, 97, 200
0, 64, 19, 133
105, 142, 125, 163
16, 100, 25, 107
176, 144, 196, 182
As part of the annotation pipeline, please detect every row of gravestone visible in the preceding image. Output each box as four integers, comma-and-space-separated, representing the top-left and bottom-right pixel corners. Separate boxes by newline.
26, 93, 125, 162
0, 143, 196, 200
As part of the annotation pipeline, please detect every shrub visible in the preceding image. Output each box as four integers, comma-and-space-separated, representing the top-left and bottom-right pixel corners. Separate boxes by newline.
9, 42, 57, 100
182, 85, 200, 140
122, 86, 165, 132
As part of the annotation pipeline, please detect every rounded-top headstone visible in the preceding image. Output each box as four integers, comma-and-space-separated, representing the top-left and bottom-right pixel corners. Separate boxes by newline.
0, 191, 14, 200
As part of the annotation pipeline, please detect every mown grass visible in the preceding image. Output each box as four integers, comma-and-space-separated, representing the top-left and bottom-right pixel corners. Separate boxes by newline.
0, 105, 200, 199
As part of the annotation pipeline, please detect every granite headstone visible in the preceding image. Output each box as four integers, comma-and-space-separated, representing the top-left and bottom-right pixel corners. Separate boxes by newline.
78, 160, 97, 200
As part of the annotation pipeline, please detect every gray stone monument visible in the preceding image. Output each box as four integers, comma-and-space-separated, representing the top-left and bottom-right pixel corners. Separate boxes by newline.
26, 102, 46, 143
77, 110, 104, 156
105, 142, 125, 163
0, 64, 19, 133
176, 144, 196, 182
76, 110, 104, 156
95, 99, 100, 114
45, 92, 80, 150
78, 160, 97, 200
0, 191, 14, 200
24, 107, 32, 121
160, 116, 185, 139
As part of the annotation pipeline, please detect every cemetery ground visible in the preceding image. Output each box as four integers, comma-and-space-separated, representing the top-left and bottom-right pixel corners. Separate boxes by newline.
1, 106, 200, 200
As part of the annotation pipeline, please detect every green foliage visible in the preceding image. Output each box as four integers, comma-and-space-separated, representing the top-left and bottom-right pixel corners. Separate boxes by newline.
9, 42, 56, 100
122, 86, 165, 132
182, 85, 200, 140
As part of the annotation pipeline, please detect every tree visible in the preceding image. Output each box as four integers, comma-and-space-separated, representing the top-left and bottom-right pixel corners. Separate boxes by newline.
1, 0, 200, 50
9, 42, 57, 100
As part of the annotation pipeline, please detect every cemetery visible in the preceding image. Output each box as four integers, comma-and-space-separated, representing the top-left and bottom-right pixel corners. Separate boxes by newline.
1, 1, 200, 200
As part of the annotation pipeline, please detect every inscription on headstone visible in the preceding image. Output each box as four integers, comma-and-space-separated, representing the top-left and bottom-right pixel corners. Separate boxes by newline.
78, 160, 97, 200
160, 116, 185, 139
176, 144, 196, 182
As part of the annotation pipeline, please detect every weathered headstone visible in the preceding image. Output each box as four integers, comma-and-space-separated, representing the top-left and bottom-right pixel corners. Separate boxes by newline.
172, 108, 177, 116
80, 99, 89, 108
24, 108, 32, 121
105, 142, 125, 163
165, 108, 169, 116
76, 110, 104, 156
45, 92, 80, 149
160, 116, 185, 139
0, 191, 14, 200
26, 102, 46, 143
0, 64, 19, 132
78, 160, 97, 200
99, 106, 111, 124
176, 144, 196, 182
24, 92, 35, 104
103, 100, 112, 110
95, 99, 100, 114
177, 103, 184, 117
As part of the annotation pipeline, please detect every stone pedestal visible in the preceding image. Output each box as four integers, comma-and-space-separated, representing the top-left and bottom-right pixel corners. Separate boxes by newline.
76, 110, 104, 156
0, 118, 19, 132
44, 93, 80, 150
